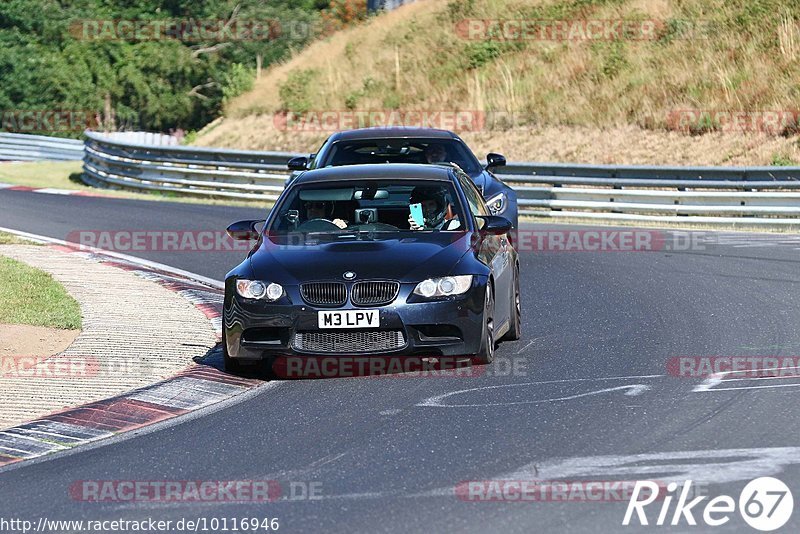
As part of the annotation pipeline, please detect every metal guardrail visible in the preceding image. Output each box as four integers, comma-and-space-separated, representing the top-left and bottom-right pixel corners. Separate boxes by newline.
83, 131, 294, 201
81, 131, 800, 227
497, 163, 800, 226
99, 131, 179, 146
0, 133, 84, 162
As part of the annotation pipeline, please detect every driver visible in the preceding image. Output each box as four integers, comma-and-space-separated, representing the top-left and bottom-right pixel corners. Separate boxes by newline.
424, 143, 447, 164
304, 200, 348, 229
407, 186, 461, 231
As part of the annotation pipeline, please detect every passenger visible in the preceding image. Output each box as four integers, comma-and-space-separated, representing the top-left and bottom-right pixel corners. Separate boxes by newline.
407, 186, 461, 231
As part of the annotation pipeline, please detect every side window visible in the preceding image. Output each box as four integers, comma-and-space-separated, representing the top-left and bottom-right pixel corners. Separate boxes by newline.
309, 138, 330, 169
457, 173, 489, 217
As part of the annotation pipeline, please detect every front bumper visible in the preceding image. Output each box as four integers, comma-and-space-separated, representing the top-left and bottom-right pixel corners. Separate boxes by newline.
224, 278, 487, 362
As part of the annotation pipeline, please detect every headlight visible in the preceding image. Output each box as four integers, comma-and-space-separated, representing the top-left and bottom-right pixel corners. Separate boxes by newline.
413, 275, 473, 298
486, 192, 506, 215
236, 279, 283, 301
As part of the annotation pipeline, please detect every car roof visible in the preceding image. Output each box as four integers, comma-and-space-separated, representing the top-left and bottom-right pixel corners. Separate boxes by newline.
330, 127, 459, 142
292, 163, 456, 184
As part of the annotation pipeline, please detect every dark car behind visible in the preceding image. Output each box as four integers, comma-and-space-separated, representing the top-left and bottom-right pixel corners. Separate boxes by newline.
287, 128, 519, 232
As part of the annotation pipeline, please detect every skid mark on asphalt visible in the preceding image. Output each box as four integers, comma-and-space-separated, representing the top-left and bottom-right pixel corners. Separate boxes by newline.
93, 445, 800, 509
415, 366, 798, 409
514, 339, 537, 354
694, 365, 800, 392
496, 446, 800, 486
416, 375, 662, 408
419, 384, 652, 408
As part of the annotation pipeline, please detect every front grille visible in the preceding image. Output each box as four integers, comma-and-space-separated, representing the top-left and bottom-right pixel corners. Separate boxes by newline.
293, 331, 406, 353
301, 282, 347, 306
351, 281, 400, 306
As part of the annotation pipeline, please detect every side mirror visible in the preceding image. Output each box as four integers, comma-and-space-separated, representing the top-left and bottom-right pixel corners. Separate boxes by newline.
477, 215, 512, 235
287, 156, 308, 171
227, 220, 263, 241
486, 153, 506, 169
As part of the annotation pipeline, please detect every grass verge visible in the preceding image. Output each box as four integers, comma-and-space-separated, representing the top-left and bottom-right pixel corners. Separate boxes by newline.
0, 253, 82, 330
0, 231, 37, 245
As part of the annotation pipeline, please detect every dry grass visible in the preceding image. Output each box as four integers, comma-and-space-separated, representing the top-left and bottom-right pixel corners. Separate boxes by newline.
195, 119, 800, 166
461, 125, 800, 165
194, 0, 800, 165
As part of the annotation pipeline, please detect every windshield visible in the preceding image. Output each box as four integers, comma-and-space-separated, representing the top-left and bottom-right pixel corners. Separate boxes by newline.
267, 179, 467, 237
313, 138, 483, 175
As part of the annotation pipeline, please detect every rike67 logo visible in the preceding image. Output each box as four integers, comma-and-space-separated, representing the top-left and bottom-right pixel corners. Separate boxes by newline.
623, 477, 793, 531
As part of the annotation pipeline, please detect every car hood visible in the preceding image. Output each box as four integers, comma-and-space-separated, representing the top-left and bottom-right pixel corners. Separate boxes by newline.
468, 170, 493, 194
249, 233, 473, 284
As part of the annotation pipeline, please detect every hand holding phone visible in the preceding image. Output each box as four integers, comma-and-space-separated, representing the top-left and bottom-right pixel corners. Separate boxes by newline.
410, 203, 425, 228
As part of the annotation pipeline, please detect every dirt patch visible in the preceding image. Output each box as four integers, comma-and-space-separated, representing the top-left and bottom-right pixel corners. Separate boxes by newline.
0, 324, 79, 360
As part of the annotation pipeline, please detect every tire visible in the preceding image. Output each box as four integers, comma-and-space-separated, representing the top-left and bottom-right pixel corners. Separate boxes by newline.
474, 282, 495, 365
223, 352, 243, 374
222, 327, 243, 374
501, 264, 521, 341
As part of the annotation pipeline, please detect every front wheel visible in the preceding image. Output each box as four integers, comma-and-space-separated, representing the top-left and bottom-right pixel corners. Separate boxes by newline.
474, 283, 495, 364
222, 327, 243, 374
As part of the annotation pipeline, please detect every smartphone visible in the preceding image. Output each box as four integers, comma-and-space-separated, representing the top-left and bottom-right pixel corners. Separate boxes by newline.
409, 203, 425, 227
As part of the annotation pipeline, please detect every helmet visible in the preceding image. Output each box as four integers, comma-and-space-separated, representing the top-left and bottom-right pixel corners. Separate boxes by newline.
409, 186, 446, 208
304, 200, 334, 218
409, 186, 447, 227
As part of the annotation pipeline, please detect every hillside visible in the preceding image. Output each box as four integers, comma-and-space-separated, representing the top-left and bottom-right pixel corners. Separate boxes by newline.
193, 0, 800, 165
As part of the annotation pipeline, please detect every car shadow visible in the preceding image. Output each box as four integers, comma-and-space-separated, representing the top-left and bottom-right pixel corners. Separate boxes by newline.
193, 344, 483, 381
192, 343, 272, 380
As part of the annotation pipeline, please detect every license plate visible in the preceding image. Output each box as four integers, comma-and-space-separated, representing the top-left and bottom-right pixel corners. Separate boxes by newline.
318, 310, 380, 329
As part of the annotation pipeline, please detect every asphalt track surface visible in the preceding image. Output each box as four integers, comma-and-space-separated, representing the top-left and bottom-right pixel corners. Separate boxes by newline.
2, 188, 800, 533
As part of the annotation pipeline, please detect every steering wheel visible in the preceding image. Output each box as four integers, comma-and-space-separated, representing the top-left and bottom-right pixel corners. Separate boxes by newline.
356, 222, 398, 232
296, 218, 341, 232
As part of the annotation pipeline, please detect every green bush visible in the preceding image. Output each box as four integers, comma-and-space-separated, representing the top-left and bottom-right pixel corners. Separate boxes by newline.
465, 41, 503, 69
382, 91, 402, 109
222, 63, 255, 104
278, 69, 319, 113
0, 0, 324, 134
771, 153, 796, 166
344, 91, 360, 110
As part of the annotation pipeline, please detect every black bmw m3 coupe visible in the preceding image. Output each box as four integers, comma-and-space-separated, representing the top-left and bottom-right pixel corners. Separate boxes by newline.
223, 163, 520, 375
